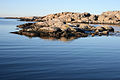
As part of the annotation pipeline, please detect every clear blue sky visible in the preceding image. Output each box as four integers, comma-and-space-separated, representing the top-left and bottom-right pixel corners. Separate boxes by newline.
0, 0, 120, 17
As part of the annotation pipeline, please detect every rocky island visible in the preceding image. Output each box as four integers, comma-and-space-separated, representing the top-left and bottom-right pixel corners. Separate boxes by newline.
10, 11, 120, 39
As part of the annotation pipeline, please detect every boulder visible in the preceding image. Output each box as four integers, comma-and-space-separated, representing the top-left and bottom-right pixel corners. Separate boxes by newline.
95, 26, 105, 32
89, 15, 98, 21
98, 15, 106, 22
35, 22, 49, 27
102, 26, 114, 32
81, 12, 91, 17
40, 27, 62, 32
79, 24, 95, 31
101, 31, 109, 35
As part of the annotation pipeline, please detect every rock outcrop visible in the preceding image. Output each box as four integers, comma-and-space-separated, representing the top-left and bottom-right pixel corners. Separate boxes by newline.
10, 11, 120, 25
12, 21, 114, 38
10, 11, 119, 39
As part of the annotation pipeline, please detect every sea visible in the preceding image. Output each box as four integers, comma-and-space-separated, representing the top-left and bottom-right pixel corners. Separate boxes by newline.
0, 18, 120, 80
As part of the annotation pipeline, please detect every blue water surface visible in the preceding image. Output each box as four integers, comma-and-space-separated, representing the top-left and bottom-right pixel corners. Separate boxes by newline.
0, 19, 120, 80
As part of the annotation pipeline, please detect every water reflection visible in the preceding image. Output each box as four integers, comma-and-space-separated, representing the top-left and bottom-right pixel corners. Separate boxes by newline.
10, 31, 120, 42
11, 30, 120, 42
40, 36, 78, 42
10, 32, 80, 42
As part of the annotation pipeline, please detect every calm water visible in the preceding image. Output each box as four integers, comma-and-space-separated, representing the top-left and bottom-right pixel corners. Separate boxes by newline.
1, 19, 120, 80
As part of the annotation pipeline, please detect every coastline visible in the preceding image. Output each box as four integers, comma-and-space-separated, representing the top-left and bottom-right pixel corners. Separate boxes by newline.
2, 11, 120, 38
4, 11, 120, 25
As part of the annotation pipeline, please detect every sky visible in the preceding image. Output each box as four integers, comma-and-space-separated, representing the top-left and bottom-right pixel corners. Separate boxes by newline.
0, 0, 120, 17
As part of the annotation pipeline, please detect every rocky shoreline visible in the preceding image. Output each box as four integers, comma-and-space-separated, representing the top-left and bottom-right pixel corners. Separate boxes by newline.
10, 11, 120, 39
7, 11, 120, 24
11, 22, 114, 37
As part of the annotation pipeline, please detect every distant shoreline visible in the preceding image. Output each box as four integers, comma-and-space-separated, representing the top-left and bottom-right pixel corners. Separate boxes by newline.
0, 17, 5, 19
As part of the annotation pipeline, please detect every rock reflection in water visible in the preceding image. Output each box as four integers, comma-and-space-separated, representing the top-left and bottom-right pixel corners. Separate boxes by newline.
11, 30, 120, 42
40, 36, 78, 42
10, 32, 79, 42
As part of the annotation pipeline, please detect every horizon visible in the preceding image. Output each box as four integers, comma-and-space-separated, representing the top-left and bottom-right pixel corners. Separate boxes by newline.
0, 0, 120, 17
0, 10, 120, 17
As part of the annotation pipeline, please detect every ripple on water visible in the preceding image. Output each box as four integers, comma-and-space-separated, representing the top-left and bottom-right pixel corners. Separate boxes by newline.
1, 19, 120, 80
